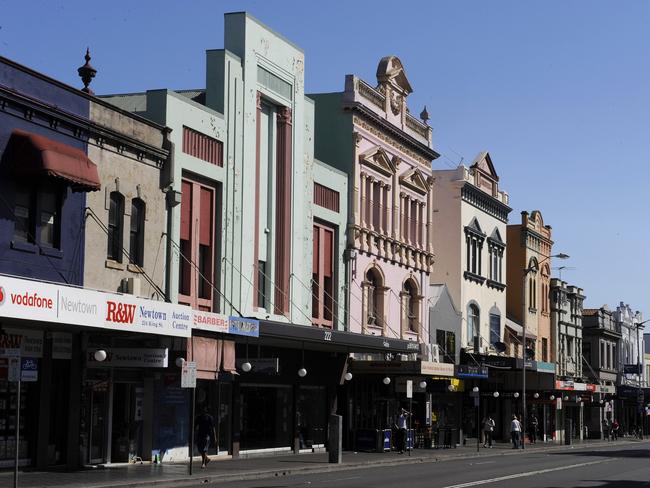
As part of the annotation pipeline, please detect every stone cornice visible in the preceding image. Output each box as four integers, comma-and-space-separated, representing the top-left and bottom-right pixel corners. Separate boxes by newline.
347, 104, 439, 164
0, 84, 169, 168
461, 183, 512, 223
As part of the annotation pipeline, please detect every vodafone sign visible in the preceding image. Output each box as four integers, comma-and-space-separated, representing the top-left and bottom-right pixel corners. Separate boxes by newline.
0, 275, 192, 338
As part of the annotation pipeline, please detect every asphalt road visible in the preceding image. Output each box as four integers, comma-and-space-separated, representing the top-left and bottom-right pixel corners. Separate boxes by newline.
211, 442, 650, 488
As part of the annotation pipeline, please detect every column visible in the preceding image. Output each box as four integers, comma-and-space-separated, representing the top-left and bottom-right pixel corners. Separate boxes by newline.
253, 92, 262, 307
419, 202, 426, 250
426, 177, 434, 254
366, 176, 376, 230
404, 195, 411, 245
352, 132, 362, 225
392, 167, 399, 239
385, 184, 392, 238
379, 181, 386, 235
274, 106, 292, 315
359, 172, 367, 228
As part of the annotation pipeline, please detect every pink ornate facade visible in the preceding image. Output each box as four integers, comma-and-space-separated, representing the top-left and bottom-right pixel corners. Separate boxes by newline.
343, 57, 439, 344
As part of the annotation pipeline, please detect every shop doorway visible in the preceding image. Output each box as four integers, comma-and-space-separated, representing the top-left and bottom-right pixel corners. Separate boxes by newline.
111, 383, 144, 463
85, 381, 109, 465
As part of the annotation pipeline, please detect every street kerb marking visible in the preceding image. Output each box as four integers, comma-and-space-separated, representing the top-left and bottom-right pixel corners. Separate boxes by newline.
441, 458, 614, 488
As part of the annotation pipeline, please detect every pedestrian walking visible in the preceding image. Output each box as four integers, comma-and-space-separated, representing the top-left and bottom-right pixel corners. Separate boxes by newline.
528, 414, 539, 444
195, 406, 217, 468
395, 408, 411, 454
611, 419, 620, 440
482, 415, 495, 448
601, 418, 610, 441
510, 415, 522, 449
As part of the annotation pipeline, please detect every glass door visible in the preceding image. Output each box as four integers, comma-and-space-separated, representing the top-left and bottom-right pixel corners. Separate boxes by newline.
88, 382, 109, 464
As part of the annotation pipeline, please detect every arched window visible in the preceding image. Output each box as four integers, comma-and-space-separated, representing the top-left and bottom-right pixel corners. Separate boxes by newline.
129, 198, 145, 266
403, 279, 419, 334
366, 268, 384, 328
107, 192, 124, 262
467, 304, 480, 346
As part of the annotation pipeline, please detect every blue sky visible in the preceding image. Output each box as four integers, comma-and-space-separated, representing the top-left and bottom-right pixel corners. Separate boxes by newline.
2, 1, 648, 317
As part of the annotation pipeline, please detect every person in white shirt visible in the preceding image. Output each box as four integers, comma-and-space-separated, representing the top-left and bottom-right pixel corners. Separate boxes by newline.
395, 408, 410, 454
510, 414, 522, 449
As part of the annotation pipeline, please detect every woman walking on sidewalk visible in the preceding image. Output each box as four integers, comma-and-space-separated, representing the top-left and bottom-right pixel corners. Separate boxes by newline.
483, 416, 495, 448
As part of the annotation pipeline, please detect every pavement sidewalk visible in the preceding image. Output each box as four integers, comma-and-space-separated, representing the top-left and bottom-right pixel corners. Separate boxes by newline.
0, 438, 641, 488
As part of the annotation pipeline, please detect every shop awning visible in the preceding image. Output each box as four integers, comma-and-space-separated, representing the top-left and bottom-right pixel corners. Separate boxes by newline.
505, 317, 537, 339
257, 320, 422, 354
3, 129, 101, 192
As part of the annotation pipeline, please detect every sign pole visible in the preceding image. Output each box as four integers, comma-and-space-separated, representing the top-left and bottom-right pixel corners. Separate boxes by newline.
14, 377, 20, 488
189, 385, 195, 475
408, 395, 412, 457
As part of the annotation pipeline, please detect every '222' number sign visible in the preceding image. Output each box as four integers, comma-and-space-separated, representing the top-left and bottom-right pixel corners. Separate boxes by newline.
323, 331, 332, 342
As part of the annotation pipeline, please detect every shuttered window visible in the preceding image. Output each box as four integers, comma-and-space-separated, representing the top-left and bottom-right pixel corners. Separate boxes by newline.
178, 177, 218, 311
182, 126, 223, 166
312, 222, 335, 328
314, 183, 340, 212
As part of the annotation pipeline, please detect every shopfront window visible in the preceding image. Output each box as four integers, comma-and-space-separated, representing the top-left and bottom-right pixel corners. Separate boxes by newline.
297, 386, 326, 448
240, 384, 292, 450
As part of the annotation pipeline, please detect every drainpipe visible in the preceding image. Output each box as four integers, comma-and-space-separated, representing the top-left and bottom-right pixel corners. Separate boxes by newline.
162, 130, 178, 304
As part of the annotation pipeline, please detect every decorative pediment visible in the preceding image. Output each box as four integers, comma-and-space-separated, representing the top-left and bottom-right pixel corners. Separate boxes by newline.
489, 228, 504, 244
399, 167, 430, 195
359, 146, 396, 177
470, 151, 499, 182
376, 56, 413, 96
465, 217, 485, 238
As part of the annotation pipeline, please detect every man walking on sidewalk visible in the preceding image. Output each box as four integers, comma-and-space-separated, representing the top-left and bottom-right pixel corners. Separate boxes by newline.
511, 415, 522, 449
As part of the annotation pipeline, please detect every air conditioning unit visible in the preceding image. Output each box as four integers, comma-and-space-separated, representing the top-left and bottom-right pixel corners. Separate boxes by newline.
121, 277, 141, 296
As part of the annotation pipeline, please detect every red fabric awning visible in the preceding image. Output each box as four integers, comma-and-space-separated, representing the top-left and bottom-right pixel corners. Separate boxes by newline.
4, 129, 101, 192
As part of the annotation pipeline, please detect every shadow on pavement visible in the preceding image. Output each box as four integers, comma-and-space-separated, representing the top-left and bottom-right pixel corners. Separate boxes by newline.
549, 448, 650, 459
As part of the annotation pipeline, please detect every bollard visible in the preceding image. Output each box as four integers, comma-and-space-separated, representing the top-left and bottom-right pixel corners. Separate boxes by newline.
328, 414, 342, 464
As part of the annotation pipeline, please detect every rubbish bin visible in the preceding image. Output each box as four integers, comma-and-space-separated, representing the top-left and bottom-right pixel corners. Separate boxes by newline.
382, 429, 392, 451
355, 429, 379, 452
564, 419, 573, 445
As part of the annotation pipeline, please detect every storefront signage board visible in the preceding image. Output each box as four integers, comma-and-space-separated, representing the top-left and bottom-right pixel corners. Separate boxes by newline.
455, 365, 488, 379
88, 348, 169, 368
235, 358, 279, 374
0, 275, 192, 338
192, 310, 229, 333
420, 361, 454, 377
228, 317, 260, 337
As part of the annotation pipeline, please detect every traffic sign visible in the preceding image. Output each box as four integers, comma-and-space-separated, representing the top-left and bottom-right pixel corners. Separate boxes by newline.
406, 380, 413, 399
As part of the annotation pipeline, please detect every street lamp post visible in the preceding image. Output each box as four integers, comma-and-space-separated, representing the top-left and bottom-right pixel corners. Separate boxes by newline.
635, 319, 649, 439
521, 252, 569, 450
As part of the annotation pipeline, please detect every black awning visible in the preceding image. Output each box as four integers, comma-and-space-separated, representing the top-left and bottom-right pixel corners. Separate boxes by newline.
258, 320, 422, 354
